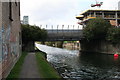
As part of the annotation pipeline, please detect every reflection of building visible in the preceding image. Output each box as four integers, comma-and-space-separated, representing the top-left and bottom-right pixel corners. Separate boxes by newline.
0, 1, 21, 78
23, 16, 29, 24
76, 9, 120, 27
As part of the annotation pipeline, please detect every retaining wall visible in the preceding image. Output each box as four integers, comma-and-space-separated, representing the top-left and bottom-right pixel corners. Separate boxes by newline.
80, 39, 120, 54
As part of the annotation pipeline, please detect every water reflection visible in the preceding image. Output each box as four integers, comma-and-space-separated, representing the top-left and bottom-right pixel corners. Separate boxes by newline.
35, 43, 120, 80
80, 52, 120, 68
79, 52, 120, 79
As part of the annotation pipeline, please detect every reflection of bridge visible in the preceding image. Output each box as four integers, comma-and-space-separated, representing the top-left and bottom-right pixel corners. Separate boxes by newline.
46, 29, 83, 41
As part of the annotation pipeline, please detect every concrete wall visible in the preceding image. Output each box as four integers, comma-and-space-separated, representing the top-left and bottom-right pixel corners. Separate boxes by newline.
80, 39, 120, 54
0, 1, 21, 78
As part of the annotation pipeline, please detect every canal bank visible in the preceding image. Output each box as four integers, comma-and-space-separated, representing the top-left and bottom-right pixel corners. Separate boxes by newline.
36, 43, 120, 80
80, 39, 120, 54
35, 51, 62, 78
6, 51, 62, 79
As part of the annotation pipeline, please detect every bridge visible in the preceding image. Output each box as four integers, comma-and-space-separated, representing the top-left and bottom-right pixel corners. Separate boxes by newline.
46, 29, 83, 41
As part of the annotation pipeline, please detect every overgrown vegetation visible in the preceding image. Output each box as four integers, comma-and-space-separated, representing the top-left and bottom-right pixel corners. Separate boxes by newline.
35, 52, 61, 78
83, 18, 112, 41
83, 18, 120, 44
107, 27, 120, 44
22, 24, 47, 42
7, 52, 28, 79
22, 24, 47, 51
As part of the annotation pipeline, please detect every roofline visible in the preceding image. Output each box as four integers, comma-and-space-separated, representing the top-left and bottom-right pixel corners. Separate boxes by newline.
80, 9, 120, 15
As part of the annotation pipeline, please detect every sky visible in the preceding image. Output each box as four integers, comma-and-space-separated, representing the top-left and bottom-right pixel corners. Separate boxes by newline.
20, 0, 120, 29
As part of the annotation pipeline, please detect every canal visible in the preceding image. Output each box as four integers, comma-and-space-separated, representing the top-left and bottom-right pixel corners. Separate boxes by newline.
35, 43, 120, 80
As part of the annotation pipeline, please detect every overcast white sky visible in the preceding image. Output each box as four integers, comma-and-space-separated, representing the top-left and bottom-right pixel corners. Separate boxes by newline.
20, 0, 120, 29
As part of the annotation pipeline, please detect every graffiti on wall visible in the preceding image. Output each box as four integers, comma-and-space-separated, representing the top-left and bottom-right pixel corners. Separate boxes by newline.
1, 25, 18, 63
2, 25, 10, 62
0, 26, 2, 62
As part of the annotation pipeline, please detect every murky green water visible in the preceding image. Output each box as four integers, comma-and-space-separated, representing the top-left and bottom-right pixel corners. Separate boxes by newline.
36, 43, 120, 80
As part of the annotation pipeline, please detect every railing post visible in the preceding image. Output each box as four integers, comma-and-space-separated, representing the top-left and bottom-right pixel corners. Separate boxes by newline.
46, 25, 47, 29
73, 25, 75, 40
40, 25, 42, 29
68, 25, 69, 30
62, 25, 64, 40
57, 25, 59, 40
73, 25, 74, 30
52, 25, 53, 32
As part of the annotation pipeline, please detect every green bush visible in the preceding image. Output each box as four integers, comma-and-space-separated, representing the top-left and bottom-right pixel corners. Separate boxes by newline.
107, 27, 120, 44
22, 24, 47, 43
83, 18, 112, 40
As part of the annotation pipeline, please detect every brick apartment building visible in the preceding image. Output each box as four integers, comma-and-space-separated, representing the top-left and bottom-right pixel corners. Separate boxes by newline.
0, 0, 21, 78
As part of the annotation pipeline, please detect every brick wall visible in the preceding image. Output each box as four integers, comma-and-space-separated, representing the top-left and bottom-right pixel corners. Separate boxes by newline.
0, 1, 2, 79
0, 1, 21, 78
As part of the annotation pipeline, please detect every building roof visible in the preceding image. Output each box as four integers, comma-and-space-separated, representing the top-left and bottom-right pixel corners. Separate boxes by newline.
80, 9, 120, 15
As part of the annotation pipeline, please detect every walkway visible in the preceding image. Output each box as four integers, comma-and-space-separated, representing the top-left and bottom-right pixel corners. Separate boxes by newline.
19, 52, 40, 78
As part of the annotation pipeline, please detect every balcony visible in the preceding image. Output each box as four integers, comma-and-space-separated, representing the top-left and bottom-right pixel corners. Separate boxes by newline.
83, 16, 96, 21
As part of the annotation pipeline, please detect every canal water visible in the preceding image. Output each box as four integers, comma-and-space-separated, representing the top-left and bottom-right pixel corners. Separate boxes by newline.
35, 43, 120, 80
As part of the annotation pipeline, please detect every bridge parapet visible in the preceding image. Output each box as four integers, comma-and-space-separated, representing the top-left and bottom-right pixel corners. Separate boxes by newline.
46, 29, 83, 41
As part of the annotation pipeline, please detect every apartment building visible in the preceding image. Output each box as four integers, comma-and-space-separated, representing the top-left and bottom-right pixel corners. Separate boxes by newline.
22, 16, 29, 24
76, 9, 120, 27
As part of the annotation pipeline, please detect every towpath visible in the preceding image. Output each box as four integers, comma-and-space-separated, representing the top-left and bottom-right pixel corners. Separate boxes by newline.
19, 52, 40, 78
